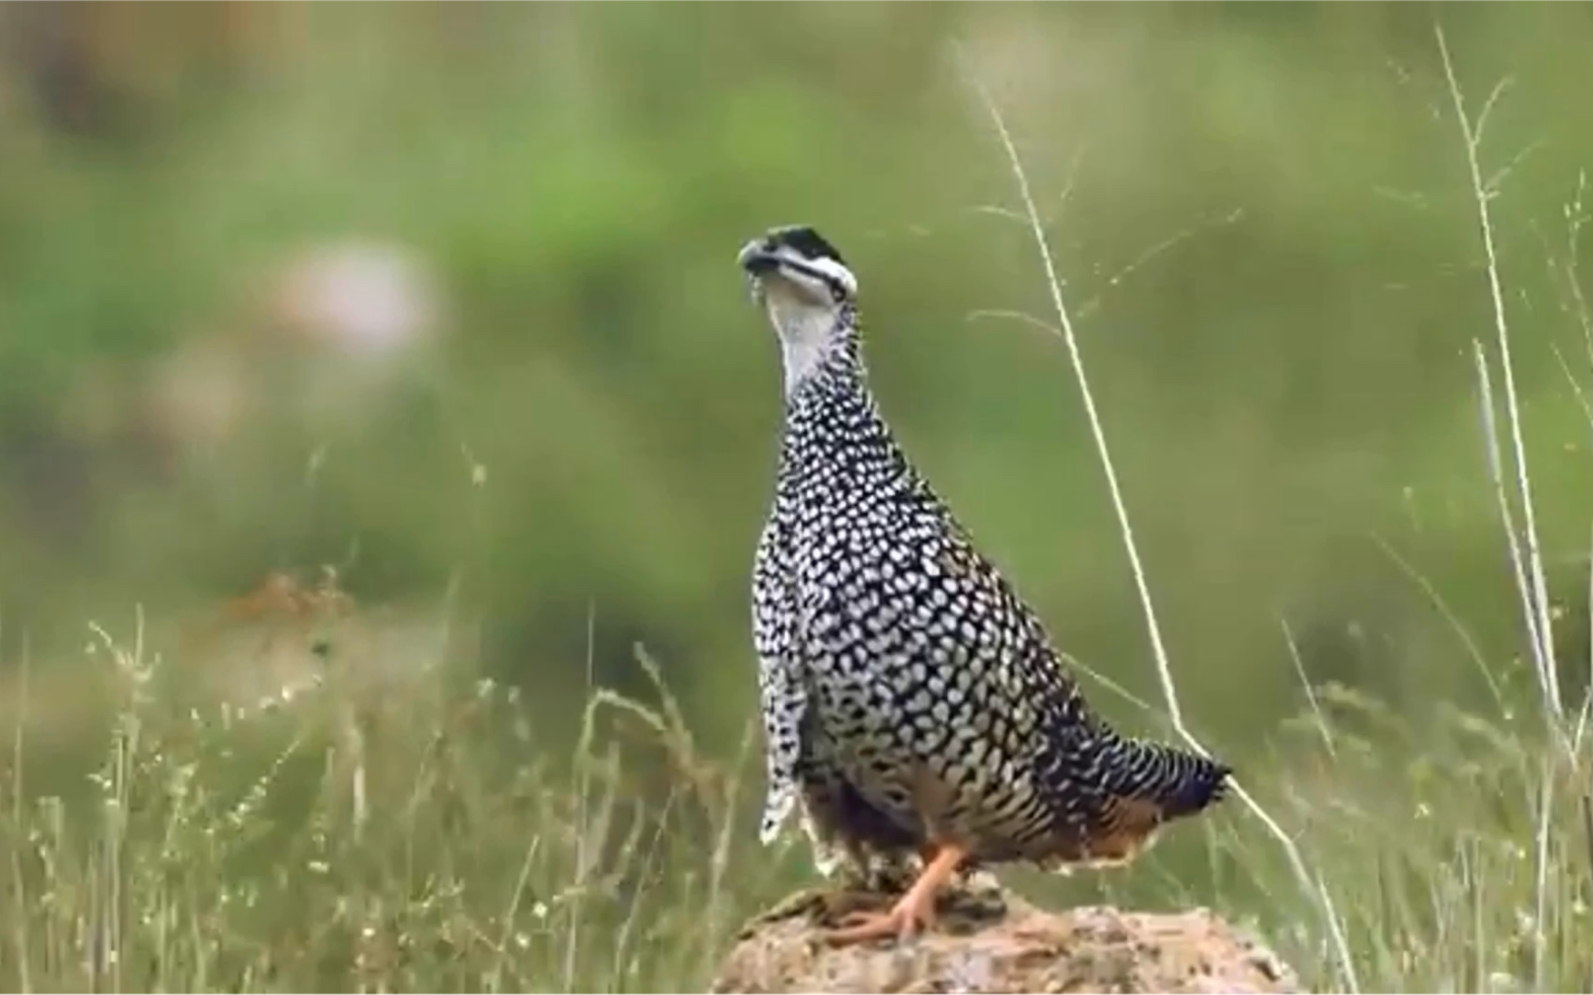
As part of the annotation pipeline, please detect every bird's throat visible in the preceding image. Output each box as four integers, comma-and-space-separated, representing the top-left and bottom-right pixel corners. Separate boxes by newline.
769, 300, 858, 397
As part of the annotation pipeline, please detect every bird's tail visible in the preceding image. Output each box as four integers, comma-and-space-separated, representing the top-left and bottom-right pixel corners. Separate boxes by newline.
1107, 737, 1232, 821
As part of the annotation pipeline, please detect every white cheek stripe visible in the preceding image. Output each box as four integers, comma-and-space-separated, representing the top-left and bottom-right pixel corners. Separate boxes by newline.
800, 255, 857, 296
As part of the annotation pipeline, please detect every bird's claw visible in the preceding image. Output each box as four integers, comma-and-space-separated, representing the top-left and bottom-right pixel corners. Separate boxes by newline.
823, 896, 936, 946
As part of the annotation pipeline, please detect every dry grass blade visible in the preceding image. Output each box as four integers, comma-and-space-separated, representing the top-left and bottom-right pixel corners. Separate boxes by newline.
957, 59, 1360, 994
1279, 616, 1336, 761
1370, 532, 1505, 709
1532, 765, 1552, 990
1472, 342, 1554, 725
488, 835, 541, 994
1435, 21, 1562, 720
1436, 19, 1589, 983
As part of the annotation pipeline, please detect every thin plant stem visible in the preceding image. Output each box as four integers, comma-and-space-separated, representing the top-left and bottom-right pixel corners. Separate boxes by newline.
961, 61, 1360, 995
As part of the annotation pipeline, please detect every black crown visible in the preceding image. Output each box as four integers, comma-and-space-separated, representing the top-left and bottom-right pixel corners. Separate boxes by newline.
766, 225, 846, 267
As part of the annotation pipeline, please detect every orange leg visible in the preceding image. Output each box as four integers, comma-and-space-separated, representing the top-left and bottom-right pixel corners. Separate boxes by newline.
824, 841, 968, 946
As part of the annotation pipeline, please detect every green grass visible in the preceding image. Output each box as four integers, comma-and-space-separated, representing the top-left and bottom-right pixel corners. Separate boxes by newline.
0, 607, 780, 992
2, 15, 1591, 993
0, 597, 1588, 993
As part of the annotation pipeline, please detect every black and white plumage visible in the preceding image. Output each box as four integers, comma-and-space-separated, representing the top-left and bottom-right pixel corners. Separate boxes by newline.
740, 225, 1231, 944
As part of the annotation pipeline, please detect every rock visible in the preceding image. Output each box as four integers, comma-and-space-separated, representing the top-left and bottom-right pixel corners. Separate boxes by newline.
712, 877, 1302, 994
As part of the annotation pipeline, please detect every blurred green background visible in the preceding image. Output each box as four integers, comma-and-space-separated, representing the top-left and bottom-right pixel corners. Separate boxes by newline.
1, 1, 1591, 774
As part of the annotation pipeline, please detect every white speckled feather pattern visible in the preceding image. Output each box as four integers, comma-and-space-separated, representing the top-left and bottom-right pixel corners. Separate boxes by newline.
742, 225, 1230, 881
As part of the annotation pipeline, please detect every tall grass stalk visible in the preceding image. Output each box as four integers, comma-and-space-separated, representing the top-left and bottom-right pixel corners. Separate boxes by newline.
1436, 17, 1593, 991
958, 59, 1361, 994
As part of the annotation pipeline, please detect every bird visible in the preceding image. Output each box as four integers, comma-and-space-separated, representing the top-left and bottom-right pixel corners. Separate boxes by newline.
739, 224, 1232, 946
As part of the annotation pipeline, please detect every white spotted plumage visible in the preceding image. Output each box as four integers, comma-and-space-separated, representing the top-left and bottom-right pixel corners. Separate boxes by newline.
752, 509, 802, 845
739, 224, 1232, 883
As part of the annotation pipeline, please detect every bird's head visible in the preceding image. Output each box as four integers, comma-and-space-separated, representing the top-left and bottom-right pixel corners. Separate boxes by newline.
738, 225, 859, 390
739, 225, 857, 308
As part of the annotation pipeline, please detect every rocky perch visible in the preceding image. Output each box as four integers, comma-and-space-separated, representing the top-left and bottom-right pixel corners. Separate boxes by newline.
712, 877, 1302, 994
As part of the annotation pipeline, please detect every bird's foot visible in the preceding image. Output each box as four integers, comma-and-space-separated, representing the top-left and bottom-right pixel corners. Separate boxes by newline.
821, 841, 966, 946
822, 891, 937, 946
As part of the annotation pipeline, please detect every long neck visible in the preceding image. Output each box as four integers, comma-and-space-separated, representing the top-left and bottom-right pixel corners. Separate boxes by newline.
775, 305, 908, 497
775, 301, 863, 397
